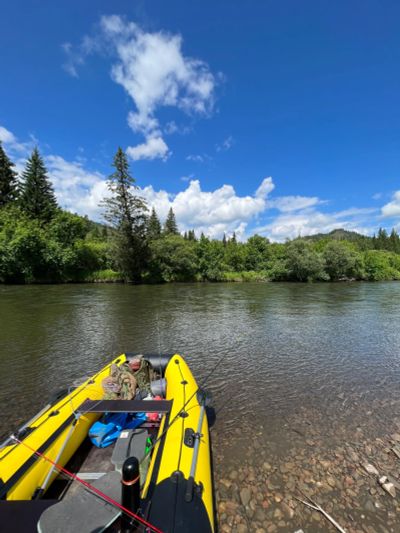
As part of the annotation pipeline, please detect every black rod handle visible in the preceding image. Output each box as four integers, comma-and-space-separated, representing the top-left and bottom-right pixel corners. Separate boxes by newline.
121, 456, 140, 532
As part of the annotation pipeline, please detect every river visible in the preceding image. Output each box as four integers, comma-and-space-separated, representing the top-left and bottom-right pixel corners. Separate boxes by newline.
1, 282, 400, 532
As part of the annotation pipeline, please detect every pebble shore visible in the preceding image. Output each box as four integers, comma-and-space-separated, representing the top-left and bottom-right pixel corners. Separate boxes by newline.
213, 407, 400, 532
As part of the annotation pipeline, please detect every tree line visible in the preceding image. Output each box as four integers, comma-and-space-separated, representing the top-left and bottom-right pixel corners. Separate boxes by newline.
1, 141, 400, 283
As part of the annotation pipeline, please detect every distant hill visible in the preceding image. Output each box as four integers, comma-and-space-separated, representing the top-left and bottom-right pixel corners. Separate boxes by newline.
302, 228, 371, 243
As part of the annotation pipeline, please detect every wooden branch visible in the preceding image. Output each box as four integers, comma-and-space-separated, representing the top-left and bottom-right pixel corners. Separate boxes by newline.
294, 496, 347, 533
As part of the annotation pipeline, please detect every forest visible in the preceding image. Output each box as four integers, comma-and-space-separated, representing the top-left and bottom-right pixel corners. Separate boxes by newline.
1, 141, 400, 284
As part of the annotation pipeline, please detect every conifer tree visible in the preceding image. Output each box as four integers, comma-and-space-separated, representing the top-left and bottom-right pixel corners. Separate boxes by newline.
20, 148, 57, 221
0, 141, 19, 207
147, 207, 162, 239
389, 228, 400, 254
222, 233, 227, 246
188, 229, 196, 241
102, 147, 148, 282
164, 207, 179, 235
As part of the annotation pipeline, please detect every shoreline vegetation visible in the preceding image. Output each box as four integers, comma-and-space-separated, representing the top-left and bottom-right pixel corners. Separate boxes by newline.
1, 143, 400, 285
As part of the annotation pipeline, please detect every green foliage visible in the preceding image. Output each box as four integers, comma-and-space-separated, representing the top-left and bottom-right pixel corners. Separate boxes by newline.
323, 241, 363, 280
20, 148, 58, 222
285, 240, 328, 281
47, 211, 90, 245
224, 270, 270, 282
82, 269, 122, 282
0, 142, 18, 207
244, 235, 270, 271
196, 236, 225, 281
363, 250, 400, 281
102, 148, 148, 282
0, 205, 111, 283
148, 235, 197, 282
2, 139, 400, 285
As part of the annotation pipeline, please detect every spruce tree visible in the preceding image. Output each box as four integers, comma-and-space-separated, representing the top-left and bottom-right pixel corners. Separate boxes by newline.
147, 207, 162, 239
102, 147, 148, 282
20, 148, 57, 221
0, 141, 19, 207
164, 207, 179, 235
389, 228, 400, 254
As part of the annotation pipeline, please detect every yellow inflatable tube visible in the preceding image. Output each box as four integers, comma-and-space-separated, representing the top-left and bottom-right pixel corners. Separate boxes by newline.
0, 354, 126, 500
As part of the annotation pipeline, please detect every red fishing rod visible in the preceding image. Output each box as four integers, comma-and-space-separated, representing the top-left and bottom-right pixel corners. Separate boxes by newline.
11, 435, 163, 533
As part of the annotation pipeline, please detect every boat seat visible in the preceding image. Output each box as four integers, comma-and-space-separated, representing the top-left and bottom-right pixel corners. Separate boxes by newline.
111, 428, 149, 473
37, 471, 121, 533
79, 399, 172, 413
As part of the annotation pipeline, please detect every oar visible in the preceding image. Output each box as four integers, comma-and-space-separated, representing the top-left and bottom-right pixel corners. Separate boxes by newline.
184, 390, 209, 503
34, 417, 79, 498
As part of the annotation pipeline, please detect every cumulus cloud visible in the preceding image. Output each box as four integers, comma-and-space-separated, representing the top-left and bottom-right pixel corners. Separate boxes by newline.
45, 155, 109, 219
63, 15, 218, 161
140, 177, 274, 239
381, 191, 400, 218
256, 206, 378, 241
1, 124, 389, 240
126, 136, 170, 161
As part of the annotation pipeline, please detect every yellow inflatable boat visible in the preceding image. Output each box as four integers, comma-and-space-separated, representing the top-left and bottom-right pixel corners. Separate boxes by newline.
0, 353, 215, 533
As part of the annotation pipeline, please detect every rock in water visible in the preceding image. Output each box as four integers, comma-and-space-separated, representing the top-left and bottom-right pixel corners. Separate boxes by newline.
363, 463, 379, 476
379, 476, 396, 498
240, 487, 251, 507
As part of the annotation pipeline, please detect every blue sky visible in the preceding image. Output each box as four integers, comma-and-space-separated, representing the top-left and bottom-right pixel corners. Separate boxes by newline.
1, 0, 400, 239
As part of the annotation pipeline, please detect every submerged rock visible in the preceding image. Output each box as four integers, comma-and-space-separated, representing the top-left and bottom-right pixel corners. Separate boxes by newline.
363, 463, 379, 476
240, 487, 251, 507
379, 476, 396, 498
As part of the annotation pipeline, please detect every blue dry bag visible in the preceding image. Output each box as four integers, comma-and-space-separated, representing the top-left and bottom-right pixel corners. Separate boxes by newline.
89, 412, 146, 448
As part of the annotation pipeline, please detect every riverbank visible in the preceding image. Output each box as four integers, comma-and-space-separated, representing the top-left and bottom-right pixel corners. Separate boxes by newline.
2, 206, 400, 284
2, 269, 400, 284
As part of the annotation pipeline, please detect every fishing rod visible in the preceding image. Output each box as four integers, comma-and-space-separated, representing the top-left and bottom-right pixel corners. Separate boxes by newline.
138, 350, 228, 467
11, 435, 164, 533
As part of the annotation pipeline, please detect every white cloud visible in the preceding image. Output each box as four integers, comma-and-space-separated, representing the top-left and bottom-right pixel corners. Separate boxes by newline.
216, 135, 234, 152
0, 126, 17, 144
268, 195, 321, 212
255, 177, 275, 199
381, 191, 400, 218
45, 155, 109, 219
186, 154, 203, 162
256, 206, 377, 241
0, 124, 33, 156
126, 136, 170, 161
1, 125, 389, 240
181, 174, 194, 182
164, 120, 192, 135
64, 15, 218, 161
139, 177, 274, 239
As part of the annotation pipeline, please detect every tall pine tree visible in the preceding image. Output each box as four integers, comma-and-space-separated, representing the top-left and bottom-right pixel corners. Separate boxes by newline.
102, 147, 148, 282
20, 148, 57, 221
164, 207, 179, 235
0, 141, 19, 207
147, 207, 162, 239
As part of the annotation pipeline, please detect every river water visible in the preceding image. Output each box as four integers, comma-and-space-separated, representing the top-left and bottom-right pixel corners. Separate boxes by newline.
1, 282, 400, 532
